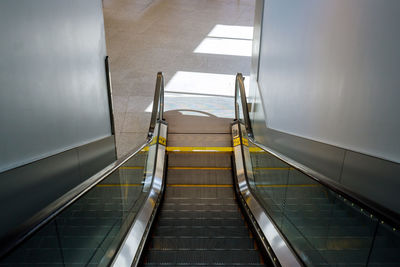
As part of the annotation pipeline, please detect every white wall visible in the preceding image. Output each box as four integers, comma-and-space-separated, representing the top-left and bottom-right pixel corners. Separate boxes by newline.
258, 1, 400, 163
0, 0, 111, 172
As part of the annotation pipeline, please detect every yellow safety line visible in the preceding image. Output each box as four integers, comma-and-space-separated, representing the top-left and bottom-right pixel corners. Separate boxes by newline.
168, 167, 231, 170
120, 166, 144, 170
256, 184, 320, 188
166, 147, 233, 152
167, 184, 233, 188
97, 184, 142, 187
165, 146, 267, 153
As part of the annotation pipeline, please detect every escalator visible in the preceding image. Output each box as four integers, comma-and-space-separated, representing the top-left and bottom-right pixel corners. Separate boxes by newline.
0, 72, 399, 266
140, 133, 265, 266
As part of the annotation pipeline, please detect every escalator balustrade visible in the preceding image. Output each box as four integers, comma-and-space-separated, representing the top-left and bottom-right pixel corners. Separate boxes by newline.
1, 72, 400, 267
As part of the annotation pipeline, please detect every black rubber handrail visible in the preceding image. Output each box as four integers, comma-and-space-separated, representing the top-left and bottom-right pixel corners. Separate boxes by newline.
0, 72, 166, 259
234, 72, 400, 228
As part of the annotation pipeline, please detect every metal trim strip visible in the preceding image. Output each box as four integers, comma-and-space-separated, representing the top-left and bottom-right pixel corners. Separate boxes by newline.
111, 122, 167, 267
231, 122, 303, 267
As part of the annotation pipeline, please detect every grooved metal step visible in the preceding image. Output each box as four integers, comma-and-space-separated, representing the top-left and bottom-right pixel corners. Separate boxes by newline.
163, 197, 236, 205
164, 187, 235, 198
144, 264, 265, 267
167, 169, 233, 185
149, 237, 256, 250
157, 218, 245, 227
158, 210, 243, 220
144, 250, 262, 264
168, 153, 231, 168
153, 226, 250, 237
167, 133, 232, 147
162, 203, 238, 211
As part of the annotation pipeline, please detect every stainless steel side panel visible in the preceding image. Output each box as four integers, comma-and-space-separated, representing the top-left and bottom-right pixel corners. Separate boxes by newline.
112, 122, 167, 267
231, 122, 302, 267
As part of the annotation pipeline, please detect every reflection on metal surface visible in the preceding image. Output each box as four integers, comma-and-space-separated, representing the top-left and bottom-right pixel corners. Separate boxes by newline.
112, 122, 167, 267
240, 123, 255, 186
231, 122, 302, 267
143, 131, 158, 192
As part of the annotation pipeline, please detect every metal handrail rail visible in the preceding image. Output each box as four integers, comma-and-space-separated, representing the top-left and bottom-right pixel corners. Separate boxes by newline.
234, 72, 400, 228
1, 72, 166, 259
235, 73, 253, 138
149, 72, 164, 136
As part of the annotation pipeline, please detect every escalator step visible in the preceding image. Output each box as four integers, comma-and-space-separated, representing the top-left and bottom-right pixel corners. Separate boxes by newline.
167, 169, 233, 185
144, 249, 262, 264
167, 133, 232, 147
165, 187, 234, 198
144, 264, 265, 267
150, 237, 255, 250
158, 210, 242, 219
161, 203, 238, 211
158, 218, 245, 227
153, 226, 250, 237
163, 197, 236, 205
168, 153, 231, 168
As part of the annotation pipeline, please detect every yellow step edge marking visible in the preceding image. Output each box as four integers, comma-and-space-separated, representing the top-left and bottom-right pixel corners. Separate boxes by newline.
159, 136, 167, 146
168, 167, 231, 170
166, 147, 233, 152
249, 147, 265, 152
165, 146, 266, 153
233, 137, 249, 147
120, 166, 144, 170
97, 184, 142, 187
233, 137, 241, 147
167, 184, 233, 188
254, 167, 293, 170
256, 184, 320, 188
242, 138, 249, 146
